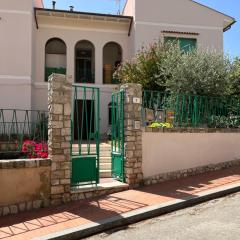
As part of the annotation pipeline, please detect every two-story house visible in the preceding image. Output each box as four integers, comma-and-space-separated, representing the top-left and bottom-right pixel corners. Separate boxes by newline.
0, 0, 235, 137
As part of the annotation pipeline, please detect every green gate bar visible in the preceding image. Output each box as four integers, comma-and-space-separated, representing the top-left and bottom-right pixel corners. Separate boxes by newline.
70, 84, 100, 188
111, 90, 125, 182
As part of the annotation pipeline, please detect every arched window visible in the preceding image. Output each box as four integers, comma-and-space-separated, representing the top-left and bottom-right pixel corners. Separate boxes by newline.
103, 42, 122, 84
75, 40, 95, 83
45, 38, 66, 81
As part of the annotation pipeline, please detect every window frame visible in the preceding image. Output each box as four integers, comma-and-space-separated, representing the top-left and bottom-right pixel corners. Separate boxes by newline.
164, 36, 197, 53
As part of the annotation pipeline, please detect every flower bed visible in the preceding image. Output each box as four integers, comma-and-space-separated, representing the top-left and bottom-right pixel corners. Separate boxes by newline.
0, 140, 48, 160
21, 140, 48, 159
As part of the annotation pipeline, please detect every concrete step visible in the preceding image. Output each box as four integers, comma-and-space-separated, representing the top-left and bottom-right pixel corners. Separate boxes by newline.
100, 170, 112, 178
72, 144, 111, 150
72, 148, 111, 154
71, 153, 112, 159
99, 157, 111, 163
72, 152, 111, 157
100, 162, 111, 170
100, 152, 111, 157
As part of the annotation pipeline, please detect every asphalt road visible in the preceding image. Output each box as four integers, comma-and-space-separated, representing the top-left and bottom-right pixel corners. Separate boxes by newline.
85, 192, 240, 240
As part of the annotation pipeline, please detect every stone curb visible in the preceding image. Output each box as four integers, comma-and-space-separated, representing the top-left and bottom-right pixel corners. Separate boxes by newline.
34, 182, 240, 240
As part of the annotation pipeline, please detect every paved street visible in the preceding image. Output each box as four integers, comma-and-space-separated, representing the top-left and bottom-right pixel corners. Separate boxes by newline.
86, 192, 240, 240
1, 167, 240, 240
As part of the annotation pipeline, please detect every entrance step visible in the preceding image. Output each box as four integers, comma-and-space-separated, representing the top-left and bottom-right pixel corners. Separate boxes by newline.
100, 170, 112, 178
70, 179, 129, 199
100, 162, 111, 170
100, 151, 111, 157
72, 145, 111, 154
100, 157, 111, 163
72, 152, 111, 158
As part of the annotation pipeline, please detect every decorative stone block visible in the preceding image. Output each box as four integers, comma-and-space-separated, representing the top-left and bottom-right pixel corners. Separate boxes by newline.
51, 186, 65, 195
53, 104, 63, 115
9, 205, 18, 214
3, 207, 10, 216
26, 202, 33, 211
19, 203, 26, 212
33, 200, 42, 209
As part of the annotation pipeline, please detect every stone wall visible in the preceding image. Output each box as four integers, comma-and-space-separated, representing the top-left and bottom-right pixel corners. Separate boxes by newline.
0, 159, 51, 217
121, 84, 143, 187
48, 74, 72, 205
143, 159, 240, 186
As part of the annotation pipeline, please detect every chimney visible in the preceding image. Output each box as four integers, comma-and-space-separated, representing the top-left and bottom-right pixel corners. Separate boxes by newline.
69, 6, 74, 12
52, 1, 56, 9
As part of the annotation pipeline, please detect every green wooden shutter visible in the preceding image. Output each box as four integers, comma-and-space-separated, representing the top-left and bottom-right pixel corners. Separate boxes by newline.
164, 37, 196, 53
164, 37, 178, 45
179, 38, 196, 53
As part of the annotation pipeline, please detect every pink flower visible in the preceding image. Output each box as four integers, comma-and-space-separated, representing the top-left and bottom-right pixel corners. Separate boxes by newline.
22, 140, 48, 159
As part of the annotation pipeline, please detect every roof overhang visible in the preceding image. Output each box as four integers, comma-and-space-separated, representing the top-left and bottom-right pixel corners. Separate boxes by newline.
191, 1, 236, 32
34, 8, 133, 36
223, 19, 236, 32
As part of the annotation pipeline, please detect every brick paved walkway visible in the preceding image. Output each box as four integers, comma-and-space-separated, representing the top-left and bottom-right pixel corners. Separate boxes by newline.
1, 167, 240, 240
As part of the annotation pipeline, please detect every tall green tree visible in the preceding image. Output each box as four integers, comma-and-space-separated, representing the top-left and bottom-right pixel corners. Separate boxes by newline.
115, 40, 235, 97
229, 58, 240, 96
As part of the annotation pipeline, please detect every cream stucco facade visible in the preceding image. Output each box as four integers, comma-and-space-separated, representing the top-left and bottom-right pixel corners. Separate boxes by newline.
142, 132, 240, 178
0, 0, 235, 136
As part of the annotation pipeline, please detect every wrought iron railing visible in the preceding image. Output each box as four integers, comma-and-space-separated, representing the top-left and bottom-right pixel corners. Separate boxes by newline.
0, 109, 48, 154
142, 90, 240, 128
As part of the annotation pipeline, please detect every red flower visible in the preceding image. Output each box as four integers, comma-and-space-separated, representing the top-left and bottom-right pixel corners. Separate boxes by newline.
22, 140, 48, 159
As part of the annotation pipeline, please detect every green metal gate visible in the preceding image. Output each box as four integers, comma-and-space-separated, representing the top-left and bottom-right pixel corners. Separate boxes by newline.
70, 84, 100, 187
111, 90, 125, 182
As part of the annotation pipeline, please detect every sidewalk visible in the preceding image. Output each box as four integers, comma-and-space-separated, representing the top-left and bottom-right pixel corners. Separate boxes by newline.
1, 167, 240, 240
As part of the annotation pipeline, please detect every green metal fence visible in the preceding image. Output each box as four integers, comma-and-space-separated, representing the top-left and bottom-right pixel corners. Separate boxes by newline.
111, 90, 125, 182
70, 84, 100, 187
142, 90, 240, 128
0, 109, 48, 155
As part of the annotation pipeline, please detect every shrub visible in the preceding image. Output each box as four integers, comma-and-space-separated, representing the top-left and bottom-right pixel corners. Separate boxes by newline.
208, 115, 240, 129
162, 48, 232, 96
229, 58, 240, 96
114, 41, 170, 91
115, 40, 233, 97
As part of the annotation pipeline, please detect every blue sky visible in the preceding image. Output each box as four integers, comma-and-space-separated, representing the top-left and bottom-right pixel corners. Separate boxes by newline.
43, 0, 240, 58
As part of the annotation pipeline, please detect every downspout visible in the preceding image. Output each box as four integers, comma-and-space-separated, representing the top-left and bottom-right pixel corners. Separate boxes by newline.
34, 8, 39, 29
128, 17, 133, 36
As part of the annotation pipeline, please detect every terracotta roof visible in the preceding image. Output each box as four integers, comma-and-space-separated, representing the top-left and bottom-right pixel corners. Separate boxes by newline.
161, 30, 199, 36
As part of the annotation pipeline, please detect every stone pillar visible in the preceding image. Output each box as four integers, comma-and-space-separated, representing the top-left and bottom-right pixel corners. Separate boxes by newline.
121, 83, 143, 187
48, 74, 72, 205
